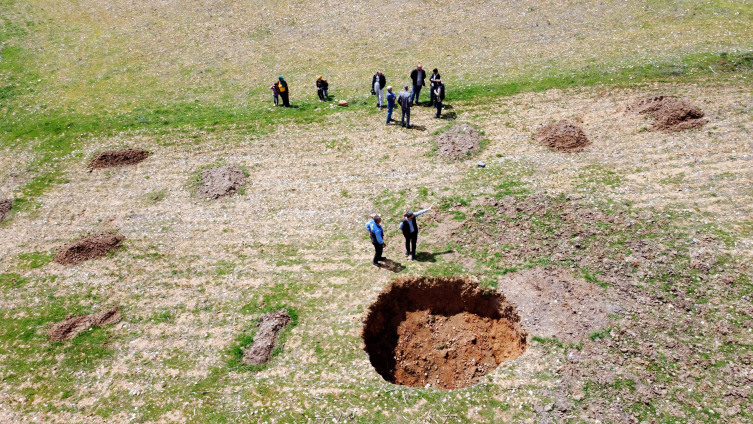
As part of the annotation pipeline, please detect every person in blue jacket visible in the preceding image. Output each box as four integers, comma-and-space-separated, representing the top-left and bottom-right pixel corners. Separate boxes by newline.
366, 214, 387, 267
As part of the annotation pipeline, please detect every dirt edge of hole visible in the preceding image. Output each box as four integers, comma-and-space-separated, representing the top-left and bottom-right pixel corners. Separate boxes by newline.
54, 233, 125, 265
88, 149, 150, 169
48, 306, 121, 342
363, 275, 527, 389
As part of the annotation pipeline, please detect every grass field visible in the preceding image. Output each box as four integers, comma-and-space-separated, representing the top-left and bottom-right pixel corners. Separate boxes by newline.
1, 0, 753, 423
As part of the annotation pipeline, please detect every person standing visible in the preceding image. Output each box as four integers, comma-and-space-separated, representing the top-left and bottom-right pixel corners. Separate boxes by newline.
429, 68, 441, 106
433, 79, 445, 118
366, 214, 387, 267
316, 76, 326, 101
398, 85, 413, 129
385, 86, 396, 125
276, 76, 290, 107
399, 207, 431, 261
322, 78, 329, 99
409, 65, 426, 104
269, 82, 280, 107
372, 71, 386, 108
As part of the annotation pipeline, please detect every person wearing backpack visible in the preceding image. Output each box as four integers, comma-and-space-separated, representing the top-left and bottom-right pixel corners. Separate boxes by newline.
433, 79, 445, 118
316, 76, 327, 101
276, 76, 290, 107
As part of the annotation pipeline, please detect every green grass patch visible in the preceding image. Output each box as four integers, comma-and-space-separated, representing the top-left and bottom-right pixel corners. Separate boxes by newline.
16, 251, 53, 270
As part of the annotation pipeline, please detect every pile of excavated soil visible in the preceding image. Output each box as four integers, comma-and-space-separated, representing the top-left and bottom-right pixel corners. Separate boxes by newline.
497, 268, 612, 343
242, 310, 291, 365
88, 149, 150, 168
48, 306, 121, 342
0, 199, 11, 222
534, 120, 590, 152
631, 96, 708, 132
54, 233, 125, 265
363, 276, 527, 389
197, 165, 247, 199
435, 124, 482, 160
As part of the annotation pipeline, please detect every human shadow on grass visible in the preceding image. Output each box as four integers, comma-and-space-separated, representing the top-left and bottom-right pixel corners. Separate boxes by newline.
380, 259, 406, 273
414, 250, 454, 263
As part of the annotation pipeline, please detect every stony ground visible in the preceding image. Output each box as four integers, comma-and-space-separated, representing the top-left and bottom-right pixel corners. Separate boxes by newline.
0, 80, 751, 423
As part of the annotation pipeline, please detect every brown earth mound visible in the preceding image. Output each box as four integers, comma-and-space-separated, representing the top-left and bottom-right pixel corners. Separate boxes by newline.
54, 233, 125, 265
535, 120, 590, 152
0, 199, 11, 222
88, 149, 150, 168
242, 310, 291, 365
631, 96, 707, 132
498, 268, 612, 343
197, 165, 247, 199
48, 306, 121, 342
435, 124, 482, 160
363, 276, 527, 389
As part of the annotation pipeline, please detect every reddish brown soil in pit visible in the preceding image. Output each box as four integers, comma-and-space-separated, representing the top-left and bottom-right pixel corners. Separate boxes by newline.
630, 96, 708, 132
534, 120, 591, 152
363, 276, 527, 389
88, 149, 150, 168
435, 124, 482, 160
48, 306, 121, 342
498, 268, 613, 343
54, 233, 125, 265
0, 199, 11, 223
242, 310, 291, 365
197, 165, 247, 199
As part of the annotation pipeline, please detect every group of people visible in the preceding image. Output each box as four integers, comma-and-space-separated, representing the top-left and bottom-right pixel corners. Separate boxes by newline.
373, 65, 446, 128
365, 207, 431, 267
268, 65, 446, 126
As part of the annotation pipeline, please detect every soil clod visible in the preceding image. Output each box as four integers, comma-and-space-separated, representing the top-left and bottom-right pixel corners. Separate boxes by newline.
54, 233, 125, 265
631, 96, 708, 132
363, 276, 527, 389
535, 120, 591, 152
88, 149, 150, 169
0, 199, 11, 222
197, 165, 247, 199
48, 306, 121, 342
242, 310, 291, 365
435, 124, 482, 160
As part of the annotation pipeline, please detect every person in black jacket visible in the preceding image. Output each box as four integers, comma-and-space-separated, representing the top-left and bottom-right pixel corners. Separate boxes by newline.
398, 207, 431, 261
316, 75, 328, 101
429, 68, 441, 106
371, 71, 386, 108
433, 80, 445, 118
276, 76, 290, 107
409, 65, 427, 104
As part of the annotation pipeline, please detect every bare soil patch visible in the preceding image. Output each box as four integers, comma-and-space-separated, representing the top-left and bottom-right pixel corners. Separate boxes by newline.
362, 276, 527, 389
242, 310, 291, 365
534, 120, 590, 152
630, 96, 708, 132
197, 165, 247, 199
48, 306, 121, 342
54, 233, 125, 265
435, 124, 482, 160
497, 268, 612, 343
88, 149, 150, 169
0, 199, 11, 222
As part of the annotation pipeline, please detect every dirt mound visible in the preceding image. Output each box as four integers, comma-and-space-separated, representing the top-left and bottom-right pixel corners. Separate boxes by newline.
0, 199, 11, 222
498, 268, 612, 343
363, 276, 527, 389
535, 120, 590, 152
197, 165, 247, 199
88, 149, 150, 168
242, 310, 291, 365
54, 233, 125, 265
435, 124, 482, 160
48, 306, 121, 342
631, 96, 707, 132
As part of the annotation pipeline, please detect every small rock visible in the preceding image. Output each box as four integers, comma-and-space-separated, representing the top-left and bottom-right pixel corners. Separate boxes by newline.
544, 403, 553, 412
338, 100, 349, 107
477, 161, 486, 168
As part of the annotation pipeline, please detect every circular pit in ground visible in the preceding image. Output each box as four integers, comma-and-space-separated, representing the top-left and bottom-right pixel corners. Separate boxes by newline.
362, 276, 527, 389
